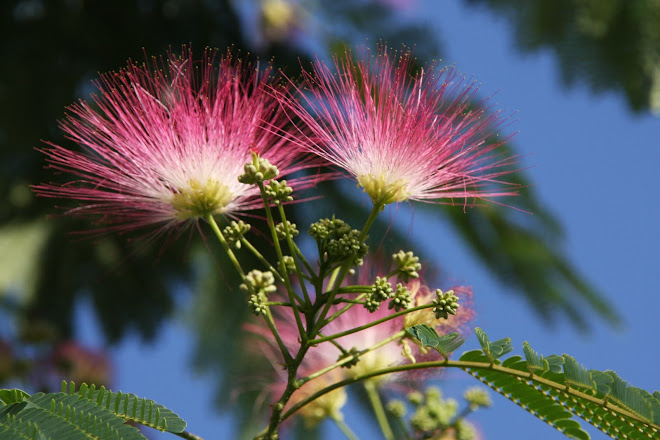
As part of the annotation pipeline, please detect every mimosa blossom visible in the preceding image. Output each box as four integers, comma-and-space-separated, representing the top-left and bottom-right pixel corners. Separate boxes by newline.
245, 258, 475, 425
277, 45, 519, 207
34, 48, 320, 236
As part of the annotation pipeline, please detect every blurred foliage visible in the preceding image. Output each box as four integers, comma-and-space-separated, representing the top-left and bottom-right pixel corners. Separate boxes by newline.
465, 0, 660, 114
0, 0, 644, 437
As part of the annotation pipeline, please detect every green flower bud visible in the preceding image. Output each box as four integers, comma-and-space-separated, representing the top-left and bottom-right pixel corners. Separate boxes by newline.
275, 220, 299, 241
464, 386, 492, 410
238, 152, 279, 184
432, 289, 459, 319
410, 407, 437, 432
371, 276, 393, 302
248, 292, 268, 316
264, 179, 293, 205
222, 220, 251, 249
309, 221, 330, 241
425, 397, 457, 427
240, 269, 277, 295
326, 229, 368, 263
455, 419, 477, 440
309, 217, 350, 242
392, 250, 421, 282
386, 399, 407, 418
282, 255, 296, 273
407, 391, 424, 406
363, 293, 381, 312
425, 386, 442, 402
388, 283, 412, 311
338, 347, 360, 368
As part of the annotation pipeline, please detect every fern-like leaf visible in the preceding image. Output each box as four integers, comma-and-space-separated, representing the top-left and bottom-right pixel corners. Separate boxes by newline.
0, 384, 189, 440
459, 330, 660, 439
475, 327, 513, 361
62, 381, 186, 433
407, 327, 660, 439
24, 392, 145, 440
406, 325, 465, 359
0, 415, 47, 440
0, 390, 30, 406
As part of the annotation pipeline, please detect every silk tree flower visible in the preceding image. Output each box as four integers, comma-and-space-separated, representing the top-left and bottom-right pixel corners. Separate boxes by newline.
277, 45, 519, 207
34, 48, 320, 236
245, 257, 476, 421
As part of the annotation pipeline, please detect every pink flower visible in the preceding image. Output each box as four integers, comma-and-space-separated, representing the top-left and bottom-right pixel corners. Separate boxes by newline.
244, 257, 476, 424
278, 45, 519, 207
34, 48, 319, 236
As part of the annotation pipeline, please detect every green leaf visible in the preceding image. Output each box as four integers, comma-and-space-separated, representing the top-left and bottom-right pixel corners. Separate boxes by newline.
405, 324, 465, 359
63, 381, 186, 433
475, 327, 513, 361
563, 355, 595, 390
0, 384, 190, 440
0, 416, 47, 440
523, 341, 550, 373
24, 392, 145, 440
456, 329, 660, 439
0, 390, 30, 405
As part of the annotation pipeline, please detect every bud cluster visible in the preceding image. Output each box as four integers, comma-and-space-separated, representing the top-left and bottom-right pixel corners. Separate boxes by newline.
238, 153, 279, 184
309, 217, 368, 266
464, 386, 492, 410
282, 255, 296, 273
388, 283, 412, 312
264, 179, 294, 205
338, 347, 361, 369
432, 289, 459, 319
222, 220, 251, 249
392, 250, 421, 282
364, 276, 393, 312
385, 386, 478, 440
275, 221, 299, 241
241, 270, 277, 316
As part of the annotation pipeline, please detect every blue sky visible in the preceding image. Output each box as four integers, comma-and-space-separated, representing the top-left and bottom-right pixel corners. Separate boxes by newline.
76, 1, 660, 439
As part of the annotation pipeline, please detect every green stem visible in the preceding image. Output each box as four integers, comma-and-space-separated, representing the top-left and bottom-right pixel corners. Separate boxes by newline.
293, 241, 317, 280
312, 203, 383, 336
364, 380, 394, 440
205, 215, 246, 279
257, 182, 307, 343
311, 303, 434, 345
333, 299, 367, 305
175, 431, 205, 440
320, 293, 366, 327
301, 330, 406, 384
326, 285, 373, 295
280, 359, 660, 430
264, 301, 294, 307
394, 416, 412, 440
331, 414, 360, 440
258, 343, 312, 439
326, 266, 342, 291
239, 237, 284, 283
206, 214, 291, 363
264, 306, 293, 365
277, 204, 312, 305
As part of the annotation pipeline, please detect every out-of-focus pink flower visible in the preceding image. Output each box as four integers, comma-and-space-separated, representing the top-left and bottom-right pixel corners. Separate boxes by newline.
246, 314, 348, 427
34, 48, 320, 236
49, 341, 112, 388
278, 44, 519, 207
245, 257, 476, 425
